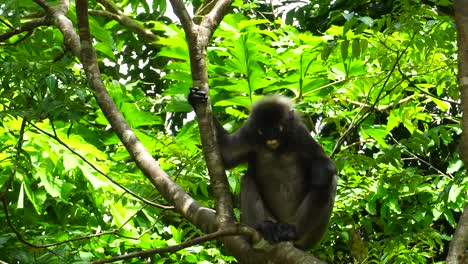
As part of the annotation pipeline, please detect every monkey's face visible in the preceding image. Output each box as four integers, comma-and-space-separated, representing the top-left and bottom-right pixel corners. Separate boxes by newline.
256, 124, 284, 150
249, 99, 292, 151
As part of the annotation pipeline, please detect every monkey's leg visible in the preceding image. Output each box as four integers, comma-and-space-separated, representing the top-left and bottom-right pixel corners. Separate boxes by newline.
240, 174, 271, 226
240, 174, 297, 243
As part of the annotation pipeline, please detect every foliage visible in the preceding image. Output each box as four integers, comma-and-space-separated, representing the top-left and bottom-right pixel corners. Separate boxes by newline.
0, 0, 466, 263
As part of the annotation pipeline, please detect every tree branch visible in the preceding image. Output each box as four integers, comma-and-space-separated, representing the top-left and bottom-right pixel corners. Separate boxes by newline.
91, 0, 158, 42
169, 0, 235, 227
0, 17, 49, 43
448, 1, 468, 262
33, 0, 81, 56
168, 0, 193, 33
200, 0, 232, 33
91, 226, 257, 264
455, 0, 468, 167
74, 0, 216, 231
446, 204, 468, 263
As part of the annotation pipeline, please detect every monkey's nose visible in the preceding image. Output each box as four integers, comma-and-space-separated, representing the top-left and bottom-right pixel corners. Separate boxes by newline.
266, 139, 280, 150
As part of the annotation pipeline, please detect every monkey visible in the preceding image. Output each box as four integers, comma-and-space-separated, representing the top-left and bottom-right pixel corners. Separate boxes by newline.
188, 88, 337, 249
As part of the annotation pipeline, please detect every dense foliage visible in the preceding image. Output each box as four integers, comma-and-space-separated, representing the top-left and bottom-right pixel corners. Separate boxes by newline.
0, 0, 466, 263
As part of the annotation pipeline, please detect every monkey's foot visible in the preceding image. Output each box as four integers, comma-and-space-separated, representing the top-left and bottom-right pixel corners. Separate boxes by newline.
254, 220, 298, 243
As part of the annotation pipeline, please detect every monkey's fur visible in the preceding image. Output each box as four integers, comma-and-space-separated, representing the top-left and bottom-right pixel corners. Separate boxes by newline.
189, 89, 337, 249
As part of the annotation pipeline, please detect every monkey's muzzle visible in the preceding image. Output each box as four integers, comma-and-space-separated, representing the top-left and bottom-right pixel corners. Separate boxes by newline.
265, 139, 280, 150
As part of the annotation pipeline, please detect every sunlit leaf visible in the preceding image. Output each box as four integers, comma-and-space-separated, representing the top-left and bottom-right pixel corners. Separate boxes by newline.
447, 159, 463, 174
36, 169, 61, 198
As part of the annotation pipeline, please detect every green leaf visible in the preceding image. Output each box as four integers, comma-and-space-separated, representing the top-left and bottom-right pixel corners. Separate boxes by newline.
321, 42, 333, 61
89, 18, 114, 47
403, 117, 415, 134
163, 69, 192, 83
18, 182, 25, 209
431, 97, 449, 112
362, 127, 388, 148
45, 75, 58, 92
358, 16, 374, 27
158, 45, 189, 61
360, 39, 368, 54
94, 42, 116, 60
432, 206, 443, 220
342, 16, 356, 35
444, 210, 456, 226
216, 79, 251, 94
215, 96, 255, 110
386, 111, 400, 132
340, 39, 349, 61
22, 178, 47, 214
36, 169, 61, 198
165, 94, 192, 112
448, 185, 462, 203
387, 196, 401, 214
81, 166, 108, 189
170, 225, 182, 243
365, 202, 377, 215
121, 102, 163, 127
352, 38, 360, 58
446, 159, 463, 174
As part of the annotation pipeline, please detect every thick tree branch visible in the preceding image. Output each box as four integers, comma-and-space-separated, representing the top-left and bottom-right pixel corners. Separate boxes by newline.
447, 204, 468, 263
168, 0, 193, 33
88, 9, 157, 42
456, 0, 468, 166
449, 1, 468, 263
200, 0, 232, 32
11, 1, 218, 261
74, 0, 215, 231
169, 0, 235, 227
33, 0, 81, 56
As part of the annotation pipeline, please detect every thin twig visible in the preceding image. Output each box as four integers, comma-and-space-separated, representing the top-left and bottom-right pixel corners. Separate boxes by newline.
331, 33, 417, 157
389, 134, 453, 178
92, 225, 256, 264
31, 121, 174, 210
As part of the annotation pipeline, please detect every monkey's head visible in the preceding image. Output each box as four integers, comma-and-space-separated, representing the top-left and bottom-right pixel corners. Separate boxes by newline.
249, 96, 295, 150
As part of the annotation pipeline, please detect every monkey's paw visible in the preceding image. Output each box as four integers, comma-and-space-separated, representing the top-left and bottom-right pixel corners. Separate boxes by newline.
254, 220, 298, 243
188, 87, 207, 107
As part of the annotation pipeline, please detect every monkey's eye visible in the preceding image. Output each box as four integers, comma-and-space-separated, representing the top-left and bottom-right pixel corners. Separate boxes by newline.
257, 129, 263, 135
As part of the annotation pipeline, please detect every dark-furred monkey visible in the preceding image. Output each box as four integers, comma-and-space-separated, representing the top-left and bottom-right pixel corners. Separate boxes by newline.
189, 89, 337, 249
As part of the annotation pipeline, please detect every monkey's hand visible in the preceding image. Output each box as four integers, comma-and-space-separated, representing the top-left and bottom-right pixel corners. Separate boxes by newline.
254, 220, 298, 244
188, 87, 208, 108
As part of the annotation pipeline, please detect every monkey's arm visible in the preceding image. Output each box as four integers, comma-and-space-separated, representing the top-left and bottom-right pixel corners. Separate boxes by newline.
188, 88, 250, 168
218, 128, 251, 168
295, 156, 337, 248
